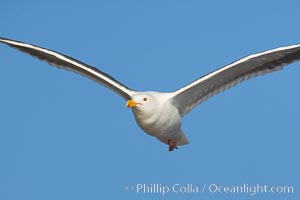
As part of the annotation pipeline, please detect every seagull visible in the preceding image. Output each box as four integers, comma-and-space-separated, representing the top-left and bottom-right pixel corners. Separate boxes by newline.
1, 37, 300, 151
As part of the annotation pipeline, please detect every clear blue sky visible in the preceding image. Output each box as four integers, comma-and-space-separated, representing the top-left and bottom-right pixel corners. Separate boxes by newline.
0, 1, 299, 200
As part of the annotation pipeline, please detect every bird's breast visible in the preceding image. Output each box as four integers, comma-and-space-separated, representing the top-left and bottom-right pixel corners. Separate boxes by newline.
132, 103, 181, 138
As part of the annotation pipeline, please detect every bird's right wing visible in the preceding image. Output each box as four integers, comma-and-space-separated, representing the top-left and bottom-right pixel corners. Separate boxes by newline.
0, 37, 136, 100
170, 44, 300, 116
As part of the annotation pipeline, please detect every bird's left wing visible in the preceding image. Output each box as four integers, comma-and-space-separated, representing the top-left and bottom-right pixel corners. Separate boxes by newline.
170, 44, 300, 116
0, 37, 136, 100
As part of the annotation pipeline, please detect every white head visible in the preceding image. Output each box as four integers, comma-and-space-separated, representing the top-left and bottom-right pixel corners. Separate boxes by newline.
126, 92, 157, 113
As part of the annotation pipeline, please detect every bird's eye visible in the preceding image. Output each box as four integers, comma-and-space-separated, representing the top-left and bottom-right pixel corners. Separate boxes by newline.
143, 97, 147, 101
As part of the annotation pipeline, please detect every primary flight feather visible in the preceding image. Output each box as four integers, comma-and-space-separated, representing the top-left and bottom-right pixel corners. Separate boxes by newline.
1, 37, 300, 151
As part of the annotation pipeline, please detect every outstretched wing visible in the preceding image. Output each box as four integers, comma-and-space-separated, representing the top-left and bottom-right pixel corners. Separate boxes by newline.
0, 37, 136, 100
171, 44, 300, 116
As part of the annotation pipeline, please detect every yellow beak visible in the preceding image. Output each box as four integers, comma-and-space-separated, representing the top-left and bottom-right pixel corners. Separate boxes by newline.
126, 100, 139, 108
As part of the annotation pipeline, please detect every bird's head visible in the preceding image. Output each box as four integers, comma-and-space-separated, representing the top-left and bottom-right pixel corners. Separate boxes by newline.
126, 93, 157, 113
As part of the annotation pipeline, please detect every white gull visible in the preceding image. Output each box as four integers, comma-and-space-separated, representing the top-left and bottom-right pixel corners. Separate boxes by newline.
1, 37, 300, 151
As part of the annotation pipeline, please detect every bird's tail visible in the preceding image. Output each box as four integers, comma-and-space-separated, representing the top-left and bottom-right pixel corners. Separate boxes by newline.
156, 130, 189, 147
176, 130, 190, 146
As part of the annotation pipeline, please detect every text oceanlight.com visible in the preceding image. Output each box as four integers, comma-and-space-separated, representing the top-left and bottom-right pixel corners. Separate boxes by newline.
125, 183, 294, 196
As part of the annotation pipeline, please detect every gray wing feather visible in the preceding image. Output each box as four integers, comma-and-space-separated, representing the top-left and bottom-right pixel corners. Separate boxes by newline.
0, 37, 135, 100
171, 44, 300, 116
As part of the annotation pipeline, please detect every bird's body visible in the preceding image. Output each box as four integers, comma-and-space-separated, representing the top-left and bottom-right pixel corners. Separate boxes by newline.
131, 92, 178, 138
1, 37, 300, 151
129, 92, 189, 150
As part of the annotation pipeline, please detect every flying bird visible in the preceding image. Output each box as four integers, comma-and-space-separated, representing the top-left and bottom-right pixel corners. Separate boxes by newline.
1, 37, 300, 151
